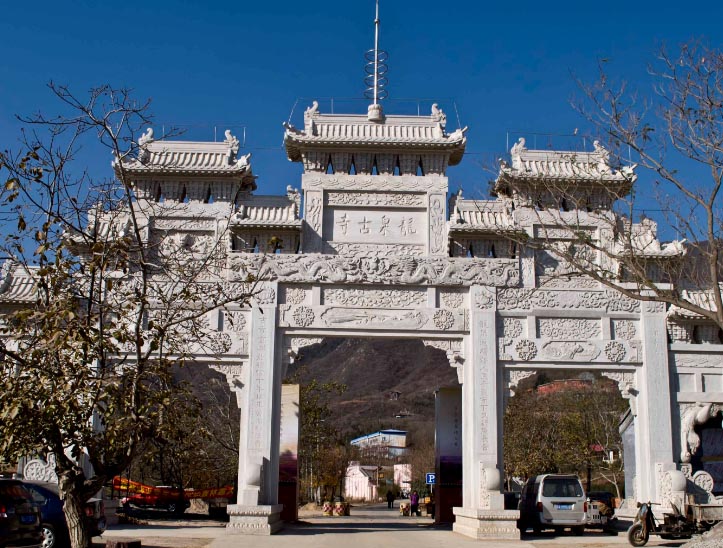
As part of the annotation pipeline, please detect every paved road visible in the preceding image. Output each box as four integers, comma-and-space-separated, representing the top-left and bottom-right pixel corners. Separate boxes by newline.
100, 503, 688, 548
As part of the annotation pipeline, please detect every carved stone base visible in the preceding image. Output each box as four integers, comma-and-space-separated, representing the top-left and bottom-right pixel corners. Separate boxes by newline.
452, 507, 520, 539
226, 504, 283, 535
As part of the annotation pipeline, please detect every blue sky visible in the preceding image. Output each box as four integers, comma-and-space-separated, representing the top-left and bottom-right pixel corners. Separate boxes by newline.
1, 0, 720, 233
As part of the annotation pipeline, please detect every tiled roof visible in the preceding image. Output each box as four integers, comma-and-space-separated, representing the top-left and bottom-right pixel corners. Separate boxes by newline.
615, 218, 686, 258
448, 195, 516, 232
117, 129, 255, 181
0, 263, 39, 304
497, 138, 636, 184
668, 287, 723, 319
284, 102, 467, 164
232, 191, 301, 229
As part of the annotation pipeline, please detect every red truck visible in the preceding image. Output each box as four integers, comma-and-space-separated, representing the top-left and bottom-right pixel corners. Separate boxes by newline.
120, 487, 190, 514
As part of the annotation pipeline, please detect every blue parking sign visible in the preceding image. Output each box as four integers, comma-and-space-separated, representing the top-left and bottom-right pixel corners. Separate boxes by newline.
426, 473, 436, 484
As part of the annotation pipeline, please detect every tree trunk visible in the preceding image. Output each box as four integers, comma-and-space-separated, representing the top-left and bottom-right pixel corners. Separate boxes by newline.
62, 490, 91, 548
58, 469, 94, 548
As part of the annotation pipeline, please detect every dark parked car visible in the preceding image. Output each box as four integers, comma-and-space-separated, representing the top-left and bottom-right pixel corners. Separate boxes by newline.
0, 479, 43, 548
22, 482, 105, 548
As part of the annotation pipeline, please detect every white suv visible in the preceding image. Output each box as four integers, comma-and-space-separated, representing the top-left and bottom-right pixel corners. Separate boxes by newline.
517, 474, 587, 535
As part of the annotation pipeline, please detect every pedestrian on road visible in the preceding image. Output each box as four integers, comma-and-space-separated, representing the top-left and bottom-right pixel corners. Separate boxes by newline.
410, 490, 420, 516
386, 490, 395, 509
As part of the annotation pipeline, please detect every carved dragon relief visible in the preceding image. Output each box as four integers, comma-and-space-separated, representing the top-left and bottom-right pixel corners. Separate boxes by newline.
229, 254, 519, 287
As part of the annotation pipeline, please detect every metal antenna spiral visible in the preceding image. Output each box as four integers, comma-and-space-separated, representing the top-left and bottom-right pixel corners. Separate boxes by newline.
364, 1, 388, 119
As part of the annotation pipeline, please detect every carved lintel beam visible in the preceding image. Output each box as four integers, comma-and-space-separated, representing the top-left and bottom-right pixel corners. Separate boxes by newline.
230, 254, 519, 287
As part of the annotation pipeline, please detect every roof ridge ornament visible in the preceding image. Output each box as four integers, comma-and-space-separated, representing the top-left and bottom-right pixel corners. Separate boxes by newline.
138, 127, 154, 147
431, 103, 447, 129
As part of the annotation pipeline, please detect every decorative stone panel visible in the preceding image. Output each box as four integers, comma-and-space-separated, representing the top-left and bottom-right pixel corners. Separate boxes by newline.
322, 287, 427, 308
503, 338, 639, 363
497, 289, 640, 313
537, 318, 601, 340
326, 191, 425, 208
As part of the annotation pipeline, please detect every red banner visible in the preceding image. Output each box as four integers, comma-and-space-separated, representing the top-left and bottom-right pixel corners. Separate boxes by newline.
112, 477, 233, 499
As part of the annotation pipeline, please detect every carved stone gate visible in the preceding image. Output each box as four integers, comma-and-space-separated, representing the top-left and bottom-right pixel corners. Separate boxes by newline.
44, 101, 718, 537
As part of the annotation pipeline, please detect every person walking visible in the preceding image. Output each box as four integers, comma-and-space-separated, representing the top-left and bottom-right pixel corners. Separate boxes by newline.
410, 490, 420, 516
386, 489, 395, 509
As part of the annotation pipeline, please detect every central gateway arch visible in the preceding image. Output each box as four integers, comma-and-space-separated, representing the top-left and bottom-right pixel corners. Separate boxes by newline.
120, 101, 681, 539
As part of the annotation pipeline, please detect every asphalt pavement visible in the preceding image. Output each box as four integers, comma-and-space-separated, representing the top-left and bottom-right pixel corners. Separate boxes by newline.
99, 502, 688, 548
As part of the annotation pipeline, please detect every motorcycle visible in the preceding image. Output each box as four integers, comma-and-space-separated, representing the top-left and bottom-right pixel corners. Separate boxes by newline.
627, 501, 703, 546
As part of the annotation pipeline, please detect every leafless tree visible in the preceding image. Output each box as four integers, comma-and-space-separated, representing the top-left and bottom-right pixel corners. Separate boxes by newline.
476, 40, 723, 333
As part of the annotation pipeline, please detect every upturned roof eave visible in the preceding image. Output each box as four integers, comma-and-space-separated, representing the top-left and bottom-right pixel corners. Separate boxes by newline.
283, 131, 466, 163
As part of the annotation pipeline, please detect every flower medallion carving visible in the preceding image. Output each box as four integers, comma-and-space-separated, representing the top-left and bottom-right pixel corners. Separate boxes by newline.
254, 287, 276, 306
605, 341, 627, 362
225, 311, 246, 332
292, 306, 316, 327
433, 310, 456, 330
285, 287, 307, 305
613, 320, 637, 340
501, 318, 523, 339
693, 471, 715, 495
24, 455, 58, 483
207, 333, 232, 354
440, 290, 464, 309
515, 339, 538, 361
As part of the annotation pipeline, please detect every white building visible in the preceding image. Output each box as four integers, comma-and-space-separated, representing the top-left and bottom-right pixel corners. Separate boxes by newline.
343, 462, 378, 501
350, 429, 407, 458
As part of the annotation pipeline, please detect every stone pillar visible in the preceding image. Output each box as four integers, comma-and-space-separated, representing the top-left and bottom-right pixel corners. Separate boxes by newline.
635, 300, 675, 503
453, 286, 519, 539
227, 292, 283, 534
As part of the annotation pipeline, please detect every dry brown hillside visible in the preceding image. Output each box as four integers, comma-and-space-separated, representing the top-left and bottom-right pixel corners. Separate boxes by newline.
285, 338, 459, 443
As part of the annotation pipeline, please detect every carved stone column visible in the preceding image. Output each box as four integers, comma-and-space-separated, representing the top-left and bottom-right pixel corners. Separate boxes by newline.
228, 283, 283, 534
453, 285, 518, 539
636, 300, 675, 503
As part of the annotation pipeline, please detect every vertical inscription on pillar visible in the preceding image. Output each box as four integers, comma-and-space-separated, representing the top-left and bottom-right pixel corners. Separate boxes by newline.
249, 313, 267, 451
478, 316, 491, 453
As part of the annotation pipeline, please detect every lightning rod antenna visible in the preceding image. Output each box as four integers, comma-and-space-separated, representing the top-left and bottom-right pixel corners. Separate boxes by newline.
364, 0, 388, 121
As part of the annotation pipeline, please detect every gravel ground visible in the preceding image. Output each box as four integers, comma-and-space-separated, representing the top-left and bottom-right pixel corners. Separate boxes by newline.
682, 522, 723, 548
